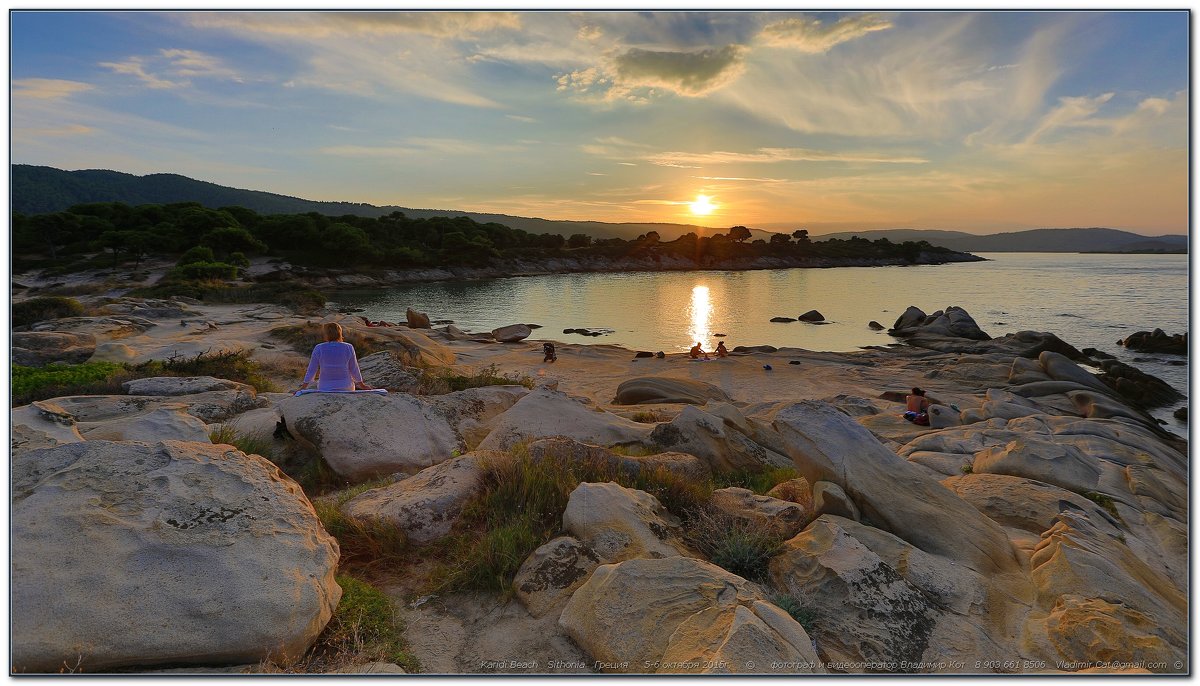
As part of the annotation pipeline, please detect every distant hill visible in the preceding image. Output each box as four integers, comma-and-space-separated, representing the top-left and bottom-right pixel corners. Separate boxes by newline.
10, 164, 769, 242
816, 227, 1186, 254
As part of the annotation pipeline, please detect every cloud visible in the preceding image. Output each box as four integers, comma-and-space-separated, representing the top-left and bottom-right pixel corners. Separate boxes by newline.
12, 78, 94, 99
694, 175, 789, 182
505, 114, 537, 123
14, 124, 95, 137
644, 147, 929, 167
758, 13, 892, 52
1023, 92, 1114, 144
188, 11, 521, 39
100, 48, 240, 89
558, 44, 747, 100
320, 137, 523, 158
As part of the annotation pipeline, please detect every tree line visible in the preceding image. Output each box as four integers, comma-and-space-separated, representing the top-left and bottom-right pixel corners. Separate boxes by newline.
12, 202, 952, 274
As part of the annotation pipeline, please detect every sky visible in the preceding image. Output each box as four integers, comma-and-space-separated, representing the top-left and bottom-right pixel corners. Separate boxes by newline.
9, 10, 1190, 235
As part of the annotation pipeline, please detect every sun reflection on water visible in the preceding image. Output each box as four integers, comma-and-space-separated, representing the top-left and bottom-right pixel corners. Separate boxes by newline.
688, 284, 711, 346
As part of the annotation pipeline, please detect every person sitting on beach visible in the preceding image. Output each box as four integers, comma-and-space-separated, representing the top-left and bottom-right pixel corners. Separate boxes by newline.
690, 342, 710, 360
297, 322, 374, 393
715, 341, 729, 357
543, 342, 557, 363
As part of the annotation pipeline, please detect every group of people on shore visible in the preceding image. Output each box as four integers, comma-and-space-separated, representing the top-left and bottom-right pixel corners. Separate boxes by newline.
689, 341, 728, 360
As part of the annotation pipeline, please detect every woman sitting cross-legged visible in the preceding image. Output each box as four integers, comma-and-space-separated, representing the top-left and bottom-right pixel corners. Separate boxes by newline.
297, 322, 374, 393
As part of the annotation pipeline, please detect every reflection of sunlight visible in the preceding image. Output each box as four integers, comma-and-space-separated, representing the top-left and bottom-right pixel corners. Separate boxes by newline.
688, 285, 711, 347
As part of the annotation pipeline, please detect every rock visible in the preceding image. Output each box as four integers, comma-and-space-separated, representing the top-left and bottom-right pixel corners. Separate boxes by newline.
765, 477, 813, 509
868, 320, 885, 330
90, 342, 139, 363
890, 305, 989, 340
732, 345, 777, 353
798, 309, 825, 322
406, 308, 431, 328
1081, 347, 1116, 360
562, 482, 691, 563
51, 383, 260, 425
281, 387, 525, 481
11, 441, 341, 672
891, 306, 927, 331
613, 377, 732, 405
559, 556, 822, 674
513, 536, 602, 618
769, 317, 797, 323
1009, 356, 1051, 385
651, 405, 793, 473
1024, 595, 1183, 671
342, 453, 493, 544
709, 487, 814, 538
11, 400, 84, 456
444, 324, 471, 340
1120, 329, 1186, 356
357, 351, 421, 393
634, 351, 654, 358
11, 331, 96, 367
768, 516, 939, 671
77, 405, 211, 443
972, 437, 1101, 494
121, 376, 250, 396
811, 480, 859, 521
926, 404, 961, 428
1172, 406, 1186, 422
326, 662, 408, 674
476, 387, 652, 452
771, 400, 1019, 574
1095, 359, 1184, 408
941, 473, 1112, 535
1038, 351, 1113, 396
491, 324, 531, 342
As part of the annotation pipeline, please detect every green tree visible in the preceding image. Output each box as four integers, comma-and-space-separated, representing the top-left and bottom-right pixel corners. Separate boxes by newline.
792, 229, 811, 244
202, 227, 267, 259
728, 226, 752, 242
567, 233, 593, 248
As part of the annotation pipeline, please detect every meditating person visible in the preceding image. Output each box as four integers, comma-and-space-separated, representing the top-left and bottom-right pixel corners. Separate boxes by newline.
297, 322, 373, 393
690, 342, 710, 360
543, 342, 557, 363
715, 341, 729, 357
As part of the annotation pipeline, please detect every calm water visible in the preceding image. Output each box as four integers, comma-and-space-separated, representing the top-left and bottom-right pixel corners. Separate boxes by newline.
331, 253, 1188, 420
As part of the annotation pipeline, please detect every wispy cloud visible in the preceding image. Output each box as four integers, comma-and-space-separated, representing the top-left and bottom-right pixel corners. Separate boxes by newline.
320, 137, 524, 158
644, 147, 929, 167
100, 48, 241, 89
758, 13, 893, 52
1022, 92, 1114, 144
188, 11, 521, 39
505, 114, 537, 123
12, 78, 94, 99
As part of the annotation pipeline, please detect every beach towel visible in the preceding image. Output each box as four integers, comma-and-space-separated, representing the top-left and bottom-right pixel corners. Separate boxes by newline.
294, 388, 389, 396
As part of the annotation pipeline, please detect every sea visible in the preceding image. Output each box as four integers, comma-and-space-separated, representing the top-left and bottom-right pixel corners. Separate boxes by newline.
328, 252, 1188, 426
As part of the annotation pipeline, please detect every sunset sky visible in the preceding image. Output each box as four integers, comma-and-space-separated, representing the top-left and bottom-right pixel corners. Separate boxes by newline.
10, 10, 1189, 234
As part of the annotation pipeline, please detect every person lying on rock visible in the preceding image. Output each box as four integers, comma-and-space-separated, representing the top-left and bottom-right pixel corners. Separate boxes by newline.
690, 342, 710, 360
296, 322, 374, 393
715, 341, 729, 357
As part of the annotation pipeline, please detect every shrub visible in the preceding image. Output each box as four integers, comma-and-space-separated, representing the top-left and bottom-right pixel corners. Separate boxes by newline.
11, 362, 128, 405
169, 261, 239, 281
177, 245, 215, 265
416, 364, 534, 394
12, 296, 84, 327
264, 575, 418, 673
766, 592, 818, 632
228, 251, 251, 268
713, 466, 801, 495
684, 507, 786, 581
132, 349, 276, 392
630, 410, 667, 423
209, 424, 276, 462
1083, 491, 1122, 521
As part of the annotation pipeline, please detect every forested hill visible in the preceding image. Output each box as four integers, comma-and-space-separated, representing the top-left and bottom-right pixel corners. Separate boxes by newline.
816, 227, 1186, 253
10, 164, 761, 242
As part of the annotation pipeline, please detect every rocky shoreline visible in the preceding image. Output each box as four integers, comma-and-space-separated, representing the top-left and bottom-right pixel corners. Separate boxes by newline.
8, 293, 1188, 675
257, 250, 985, 289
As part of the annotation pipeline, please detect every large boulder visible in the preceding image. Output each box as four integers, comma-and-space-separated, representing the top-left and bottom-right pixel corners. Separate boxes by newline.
121, 376, 251, 397
562, 482, 691, 563
491, 324, 531, 342
76, 404, 211, 443
356, 352, 421, 393
1120, 329, 1186, 356
11, 331, 96, 367
405, 308, 431, 329
49, 384, 260, 425
281, 387, 524, 481
709, 487, 814, 538
11, 400, 84, 456
559, 556, 822, 674
476, 388, 652, 452
650, 405, 792, 473
798, 309, 825, 322
513, 536, 602, 618
941, 473, 1114, 535
341, 453, 497, 544
11, 441, 341, 672
1037, 351, 1113, 395
972, 437, 1101, 495
613, 377, 731, 406
890, 306, 989, 340
770, 400, 1019, 574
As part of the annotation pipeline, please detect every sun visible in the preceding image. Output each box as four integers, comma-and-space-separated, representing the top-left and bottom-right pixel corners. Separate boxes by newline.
689, 194, 717, 216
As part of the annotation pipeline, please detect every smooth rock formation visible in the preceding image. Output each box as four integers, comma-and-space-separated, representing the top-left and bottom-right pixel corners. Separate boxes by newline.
12, 331, 97, 367
651, 405, 792, 473
811, 480, 860, 521
769, 317, 797, 323
406, 307, 431, 329
11, 400, 85, 455
477, 388, 651, 451
12, 441, 341, 673
560, 556, 822, 674
514, 536, 602, 618
357, 352, 421, 393
709, 487, 813, 538
890, 305, 989, 340
526, 437, 711, 482
613, 377, 732, 405
561, 482, 691, 563
342, 453, 496, 544
868, 320, 885, 330
121, 376, 251, 397
1120, 329, 1186, 355
491, 324, 531, 342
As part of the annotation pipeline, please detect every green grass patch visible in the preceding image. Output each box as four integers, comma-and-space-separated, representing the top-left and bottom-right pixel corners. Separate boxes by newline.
313, 477, 407, 573
131, 349, 277, 393
766, 592, 818, 633
12, 296, 84, 327
1083, 491, 1123, 521
130, 280, 326, 314
209, 424, 276, 462
684, 507, 786, 582
630, 409, 668, 423
713, 466, 801, 495
416, 363, 535, 395
266, 575, 419, 673
11, 362, 130, 405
